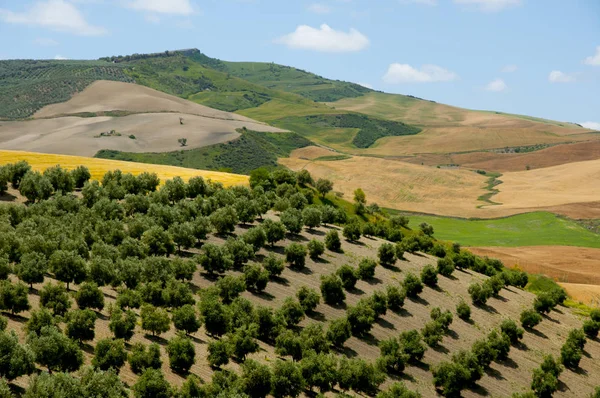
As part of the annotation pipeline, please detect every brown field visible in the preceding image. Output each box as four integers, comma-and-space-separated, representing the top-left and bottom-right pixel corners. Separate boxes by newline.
400, 141, 600, 173
495, 159, 600, 210
0, 81, 284, 157
287, 145, 342, 160
468, 246, 600, 286
4, 216, 600, 397
559, 283, 600, 307
330, 93, 596, 156
280, 154, 490, 217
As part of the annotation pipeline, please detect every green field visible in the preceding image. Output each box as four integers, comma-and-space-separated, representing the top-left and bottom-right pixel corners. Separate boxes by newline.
394, 211, 600, 248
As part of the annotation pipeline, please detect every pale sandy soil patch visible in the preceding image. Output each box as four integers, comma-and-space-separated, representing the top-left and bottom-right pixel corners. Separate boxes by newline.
288, 145, 341, 160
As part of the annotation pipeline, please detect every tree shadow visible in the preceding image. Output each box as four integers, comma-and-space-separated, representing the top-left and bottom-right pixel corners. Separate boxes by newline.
493, 295, 509, 303
431, 344, 450, 354
306, 229, 325, 236
145, 334, 168, 346
271, 276, 290, 286
408, 296, 429, 306
554, 308, 564, 315
0, 192, 17, 202
307, 311, 326, 322
6, 383, 25, 397
441, 274, 459, 281
5, 313, 28, 323
542, 314, 560, 324
515, 341, 529, 351
358, 333, 379, 346
347, 286, 365, 296
497, 357, 519, 369
81, 343, 95, 355
287, 234, 308, 242
429, 285, 444, 293
447, 329, 459, 340
381, 264, 401, 273
477, 303, 499, 314
582, 349, 592, 358
329, 302, 348, 311
290, 266, 313, 275
376, 318, 395, 330
526, 328, 548, 339
485, 366, 505, 381
558, 379, 570, 393
413, 361, 430, 371
313, 257, 330, 264
467, 383, 489, 396
365, 277, 383, 286
333, 345, 358, 358
392, 308, 412, 318
345, 239, 366, 247
95, 312, 109, 321
250, 290, 275, 301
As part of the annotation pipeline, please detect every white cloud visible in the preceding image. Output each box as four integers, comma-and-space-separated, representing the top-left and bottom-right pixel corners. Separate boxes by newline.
307, 3, 332, 14
0, 0, 106, 36
357, 82, 373, 89
127, 0, 194, 15
501, 64, 517, 73
34, 37, 58, 46
145, 14, 161, 23
54, 55, 68, 60
548, 70, 575, 83
454, 0, 521, 12
399, 0, 437, 5
485, 78, 507, 92
275, 24, 369, 53
584, 46, 600, 66
383, 63, 458, 83
581, 122, 600, 130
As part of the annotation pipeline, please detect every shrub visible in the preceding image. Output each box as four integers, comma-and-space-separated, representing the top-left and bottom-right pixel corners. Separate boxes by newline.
343, 221, 362, 242
66, 309, 96, 342
468, 282, 492, 306
262, 219, 286, 246
324, 230, 342, 252
278, 297, 305, 327
281, 208, 303, 234
430, 308, 453, 333
92, 338, 127, 373
133, 369, 171, 398
307, 239, 325, 260
456, 300, 471, 321
140, 305, 170, 336
357, 258, 377, 280
243, 264, 269, 292
432, 361, 470, 397
377, 337, 409, 374
216, 275, 246, 303
583, 320, 600, 338
520, 309, 543, 329
167, 335, 195, 373
337, 264, 358, 290
263, 253, 285, 278
421, 321, 444, 347
207, 340, 230, 368
403, 273, 423, 298
471, 339, 497, 369
296, 286, 320, 313
285, 243, 307, 269
109, 307, 137, 341
487, 329, 511, 360
500, 319, 524, 344
172, 304, 201, 335
533, 292, 557, 314
386, 285, 406, 311
229, 323, 260, 361
271, 360, 305, 398
369, 290, 388, 318
566, 328, 586, 351
347, 300, 376, 336
378, 243, 396, 267
338, 358, 385, 396
75, 282, 105, 311
560, 341, 582, 369
398, 330, 426, 363
420, 265, 438, 287
327, 317, 352, 348
437, 257, 455, 277
320, 274, 346, 306
590, 308, 600, 322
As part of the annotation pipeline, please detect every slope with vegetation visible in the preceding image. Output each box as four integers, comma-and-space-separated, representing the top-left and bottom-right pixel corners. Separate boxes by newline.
0, 159, 599, 397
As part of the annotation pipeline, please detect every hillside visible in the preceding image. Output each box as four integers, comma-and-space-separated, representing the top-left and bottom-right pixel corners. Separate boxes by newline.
0, 161, 598, 397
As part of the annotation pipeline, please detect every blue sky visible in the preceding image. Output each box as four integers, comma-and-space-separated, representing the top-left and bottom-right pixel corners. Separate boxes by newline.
1, 0, 599, 127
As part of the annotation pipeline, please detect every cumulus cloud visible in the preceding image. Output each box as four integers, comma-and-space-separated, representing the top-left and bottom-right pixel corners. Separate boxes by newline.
357, 82, 373, 89
0, 0, 106, 36
127, 0, 194, 15
501, 64, 517, 73
584, 46, 600, 66
454, 0, 521, 12
383, 63, 458, 84
581, 122, 600, 130
485, 78, 507, 92
54, 55, 68, 60
307, 3, 332, 14
275, 24, 369, 53
548, 70, 575, 83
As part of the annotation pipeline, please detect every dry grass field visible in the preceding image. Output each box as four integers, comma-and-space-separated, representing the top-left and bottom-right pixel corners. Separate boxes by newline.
330, 93, 596, 156
3, 217, 600, 397
280, 154, 489, 217
0, 81, 284, 156
0, 150, 248, 186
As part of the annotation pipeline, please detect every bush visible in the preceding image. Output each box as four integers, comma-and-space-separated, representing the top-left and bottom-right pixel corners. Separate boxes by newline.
583, 320, 600, 338
128, 343, 162, 374
560, 341, 582, 369
357, 258, 377, 280
468, 282, 492, 306
240, 359, 272, 398
207, 340, 231, 368
403, 273, 423, 298
343, 221, 362, 242
172, 304, 201, 335
378, 243, 396, 267
167, 335, 195, 373
337, 264, 358, 290
386, 285, 406, 311
591, 308, 600, 322
520, 309, 543, 329
243, 264, 269, 292
347, 300, 376, 336
398, 330, 426, 363
432, 361, 470, 397
271, 360, 305, 398
229, 323, 259, 361
320, 274, 346, 306
66, 309, 96, 342
471, 339, 496, 369
421, 321, 444, 347
324, 230, 342, 252
487, 329, 511, 360
140, 305, 170, 336
278, 297, 305, 327
281, 208, 303, 234
263, 253, 285, 278
262, 219, 286, 246
307, 239, 325, 260
377, 337, 409, 374
302, 207, 322, 230
75, 282, 105, 311
420, 265, 438, 287
437, 257, 455, 277
296, 286, 320, 313
285, 243, 307, 269
338, 358, 385, 395
133, 369, 171, 398
533, 292, 557, 314
500, 319, 524, 344
430, 307, 453, 333
109, 307, 137, 341
92, 338, 127, 373
456, 300, 471, 321
327, 317, 352, 348
216, 275, 246, 303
